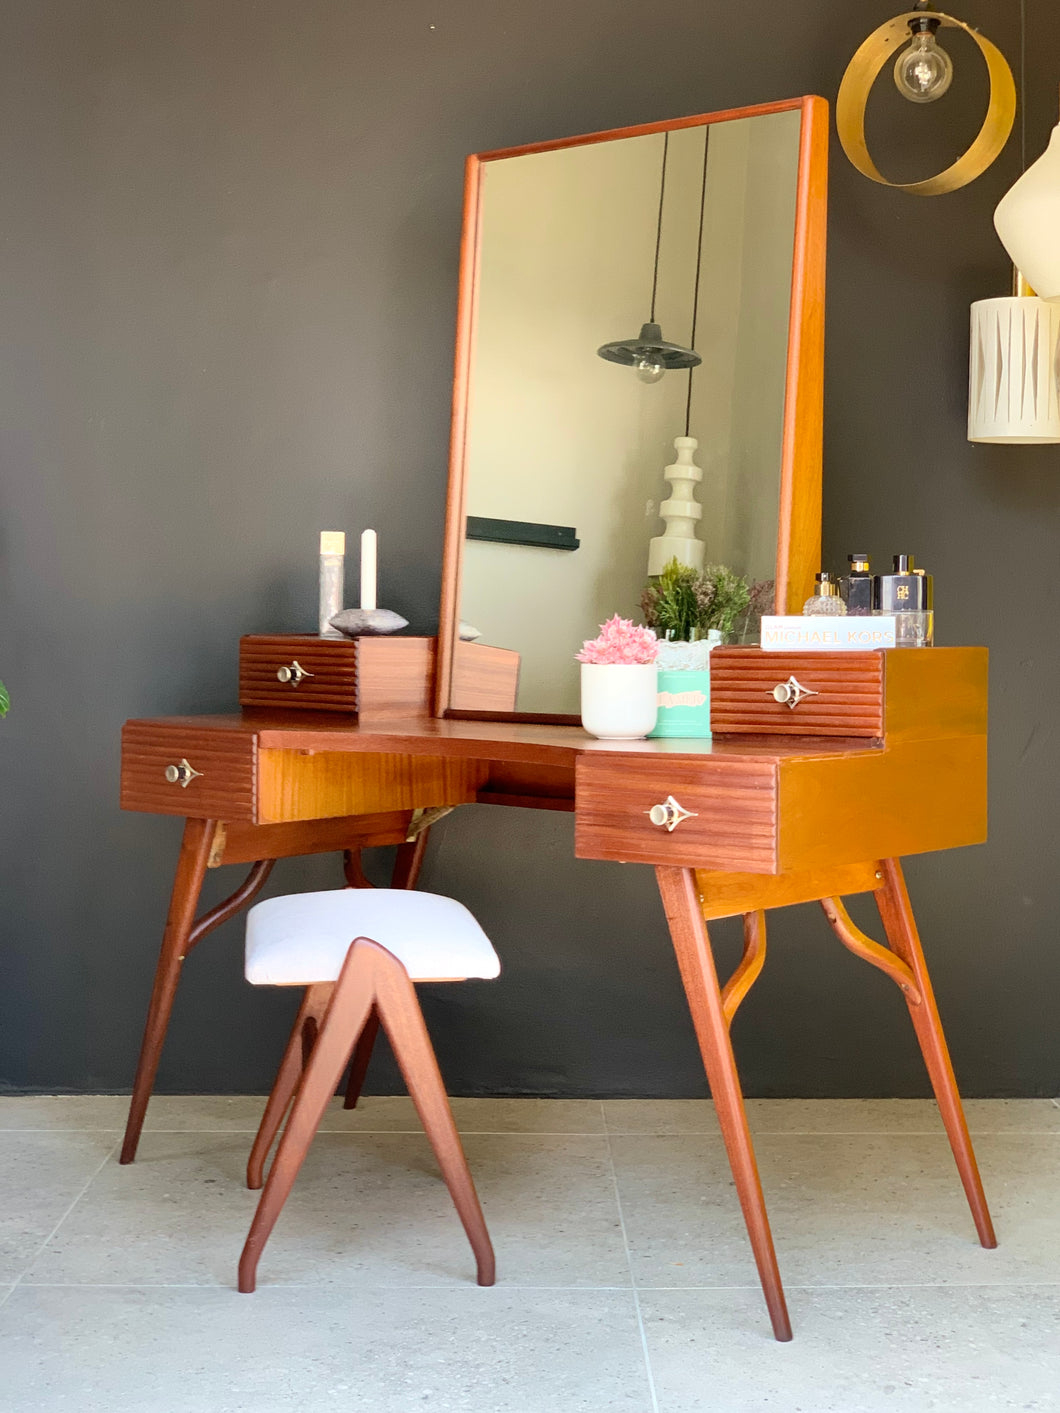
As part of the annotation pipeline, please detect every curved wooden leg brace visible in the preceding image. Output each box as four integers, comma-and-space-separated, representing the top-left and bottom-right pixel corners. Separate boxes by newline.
821, 863, 996, 1249
239, 938, 494, 1293
657, 868, 792, 1342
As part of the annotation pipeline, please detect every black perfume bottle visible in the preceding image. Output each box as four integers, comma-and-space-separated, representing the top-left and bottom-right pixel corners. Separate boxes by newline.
873, 554, 932, 613
842, 553, 873, 616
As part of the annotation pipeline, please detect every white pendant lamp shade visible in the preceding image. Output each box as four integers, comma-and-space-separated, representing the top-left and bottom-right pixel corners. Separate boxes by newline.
994, 124, 1060, 301
968, 296, 1060, 443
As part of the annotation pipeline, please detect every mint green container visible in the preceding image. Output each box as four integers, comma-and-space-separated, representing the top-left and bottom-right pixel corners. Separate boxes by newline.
649, 668, 712, 738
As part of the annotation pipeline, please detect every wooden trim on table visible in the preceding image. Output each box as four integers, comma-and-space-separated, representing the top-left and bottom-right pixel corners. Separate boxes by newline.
775, 94, 827, 615
435, 148, 485, 718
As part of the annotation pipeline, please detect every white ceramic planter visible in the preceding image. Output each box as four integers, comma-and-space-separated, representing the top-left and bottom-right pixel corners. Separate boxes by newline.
580, 662, 658, 740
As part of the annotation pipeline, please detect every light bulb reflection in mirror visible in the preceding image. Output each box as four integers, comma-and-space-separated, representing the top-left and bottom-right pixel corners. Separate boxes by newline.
633, 354, 665, 383
894, 30, 953, 104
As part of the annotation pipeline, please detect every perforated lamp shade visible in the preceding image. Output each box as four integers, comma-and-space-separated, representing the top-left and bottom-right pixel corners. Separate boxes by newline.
968, 296, 1060, 444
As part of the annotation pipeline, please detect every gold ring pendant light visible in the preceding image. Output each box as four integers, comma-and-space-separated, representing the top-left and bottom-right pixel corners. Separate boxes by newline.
837, 10, 1017, 195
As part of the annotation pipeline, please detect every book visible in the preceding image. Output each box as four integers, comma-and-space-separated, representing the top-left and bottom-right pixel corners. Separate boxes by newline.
759, 616, 896, 651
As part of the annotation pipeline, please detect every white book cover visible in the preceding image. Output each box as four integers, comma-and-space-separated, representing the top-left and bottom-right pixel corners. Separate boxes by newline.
759, 616, 896, 651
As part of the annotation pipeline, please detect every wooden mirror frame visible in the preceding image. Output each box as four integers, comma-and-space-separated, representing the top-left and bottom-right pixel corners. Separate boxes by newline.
435, 95, 828, 721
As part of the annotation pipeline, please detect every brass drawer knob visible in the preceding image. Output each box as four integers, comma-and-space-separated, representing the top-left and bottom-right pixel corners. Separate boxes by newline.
771, 675, 819, 709
647, 795, 698, 832
164, 758, 203, 789
277, 660, 314, 686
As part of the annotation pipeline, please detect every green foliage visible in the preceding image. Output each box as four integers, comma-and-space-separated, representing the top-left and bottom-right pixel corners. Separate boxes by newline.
0, 680, 8, 718
641, 558, 752, 642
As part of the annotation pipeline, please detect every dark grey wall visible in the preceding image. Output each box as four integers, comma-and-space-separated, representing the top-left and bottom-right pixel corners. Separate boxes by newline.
2, 0, 1057, 1098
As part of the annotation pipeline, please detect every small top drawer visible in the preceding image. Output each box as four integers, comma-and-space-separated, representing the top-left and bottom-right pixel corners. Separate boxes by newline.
710, 648, 884, 737
239, 635, 434, 717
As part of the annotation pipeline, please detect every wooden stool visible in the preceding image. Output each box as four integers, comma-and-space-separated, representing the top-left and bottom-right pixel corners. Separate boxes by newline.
237, 888, 500, 1293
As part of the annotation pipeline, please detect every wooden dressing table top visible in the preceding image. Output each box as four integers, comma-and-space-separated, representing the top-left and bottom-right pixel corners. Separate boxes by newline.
129, 709, 882, 762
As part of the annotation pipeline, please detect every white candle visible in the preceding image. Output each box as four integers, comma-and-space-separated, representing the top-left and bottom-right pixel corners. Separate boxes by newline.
360, 528, 378, 611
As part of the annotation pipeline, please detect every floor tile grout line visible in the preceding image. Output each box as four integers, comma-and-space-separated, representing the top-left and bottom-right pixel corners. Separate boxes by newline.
11, 1277, 1060, 1292
4, 1136, 120, 1302
603, 1121, 660, 1413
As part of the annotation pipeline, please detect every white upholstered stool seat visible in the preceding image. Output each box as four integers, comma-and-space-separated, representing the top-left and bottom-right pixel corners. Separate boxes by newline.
238, 886, 498, 1296
245, 888, 501, 986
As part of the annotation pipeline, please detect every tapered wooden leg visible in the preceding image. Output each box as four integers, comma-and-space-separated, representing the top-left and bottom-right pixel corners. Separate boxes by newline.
657, 866, 792, 1341
239, 951, 376, 1293
120, 818, 216, 1165
875, 858, 997, 1249
390, 830, 430, 890
374, 947, 495, 1287
341, 827, 429, 1108
247, 983, 334, 1190
342, 1006, 381, 1109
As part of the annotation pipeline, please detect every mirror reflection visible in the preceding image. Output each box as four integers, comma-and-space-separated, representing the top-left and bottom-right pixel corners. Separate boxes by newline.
457, 109, 802, 715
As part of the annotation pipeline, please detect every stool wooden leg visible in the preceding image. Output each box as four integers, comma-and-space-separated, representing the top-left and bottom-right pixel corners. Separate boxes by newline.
247, 983, 334, 1191
657, 865, 792, 1342
341, 827, 429, 1109
120, 819, 216, 1165
374, 947, 495, 1287
239, 952, 375, 1293
875, 858, 997, 1249
342, 1006, 381, 1110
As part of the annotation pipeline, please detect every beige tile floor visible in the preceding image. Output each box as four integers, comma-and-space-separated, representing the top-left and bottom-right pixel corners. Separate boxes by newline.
0, 1096, 1058, 1412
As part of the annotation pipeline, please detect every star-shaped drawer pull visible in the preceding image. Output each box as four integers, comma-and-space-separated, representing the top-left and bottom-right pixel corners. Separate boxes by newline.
771, 676, 819, 709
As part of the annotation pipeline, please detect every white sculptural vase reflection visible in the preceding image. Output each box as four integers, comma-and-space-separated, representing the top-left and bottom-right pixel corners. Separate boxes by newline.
647, 436, 705, 577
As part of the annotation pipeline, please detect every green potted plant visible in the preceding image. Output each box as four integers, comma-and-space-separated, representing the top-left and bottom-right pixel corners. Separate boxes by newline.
640, 558, 751, 738
0, 680, 8, 718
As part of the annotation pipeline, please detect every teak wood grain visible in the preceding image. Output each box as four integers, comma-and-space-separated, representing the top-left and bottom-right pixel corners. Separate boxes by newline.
710, 647, 987, 741
574, 755, 779, 871
239, 635, 435, 717
121, 721, 258, 820
450, 640, 521, 713
711, 648, 884, 737
435, 95, 828, 717
256, 749, 487, 824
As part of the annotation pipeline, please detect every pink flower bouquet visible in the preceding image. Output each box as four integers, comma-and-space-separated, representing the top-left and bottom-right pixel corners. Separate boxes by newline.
576, 615, 658, 666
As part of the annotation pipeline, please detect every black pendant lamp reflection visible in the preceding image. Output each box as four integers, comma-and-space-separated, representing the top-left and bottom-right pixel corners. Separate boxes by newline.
597, 132, 702, 383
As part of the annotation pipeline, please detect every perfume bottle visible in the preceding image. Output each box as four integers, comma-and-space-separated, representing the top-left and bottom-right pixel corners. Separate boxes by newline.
842, 553, 873, 616
873, 554, 930, 613
802, 572, 847, 616
873, 554, 934, 646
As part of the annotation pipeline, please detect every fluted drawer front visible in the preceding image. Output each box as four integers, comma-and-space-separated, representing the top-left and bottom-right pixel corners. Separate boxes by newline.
239, 635, 434, 716
121, 723, 256, 819
239, 635, 359, 711
574, 755, 778, 871
710, 648, 885, 737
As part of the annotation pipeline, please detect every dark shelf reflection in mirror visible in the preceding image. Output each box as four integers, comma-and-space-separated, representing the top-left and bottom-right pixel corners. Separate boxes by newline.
466, 516, 580, 551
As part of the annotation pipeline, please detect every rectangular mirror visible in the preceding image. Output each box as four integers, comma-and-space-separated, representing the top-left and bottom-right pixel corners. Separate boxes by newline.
438, 97, 827, 719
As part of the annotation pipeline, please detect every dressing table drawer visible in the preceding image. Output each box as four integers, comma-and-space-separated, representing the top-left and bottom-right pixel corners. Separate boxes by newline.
574, 755, 778, 871
710, 649, 885, 737
121, 722, 257, 820
239, 635, 434, 717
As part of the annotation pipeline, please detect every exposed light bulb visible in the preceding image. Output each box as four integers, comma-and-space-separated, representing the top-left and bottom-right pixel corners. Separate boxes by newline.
894, 28, 953, 104
633, 353, 665, 383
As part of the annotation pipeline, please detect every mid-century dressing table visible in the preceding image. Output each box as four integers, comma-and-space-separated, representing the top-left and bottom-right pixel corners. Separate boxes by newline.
118, 97, 996, 1342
